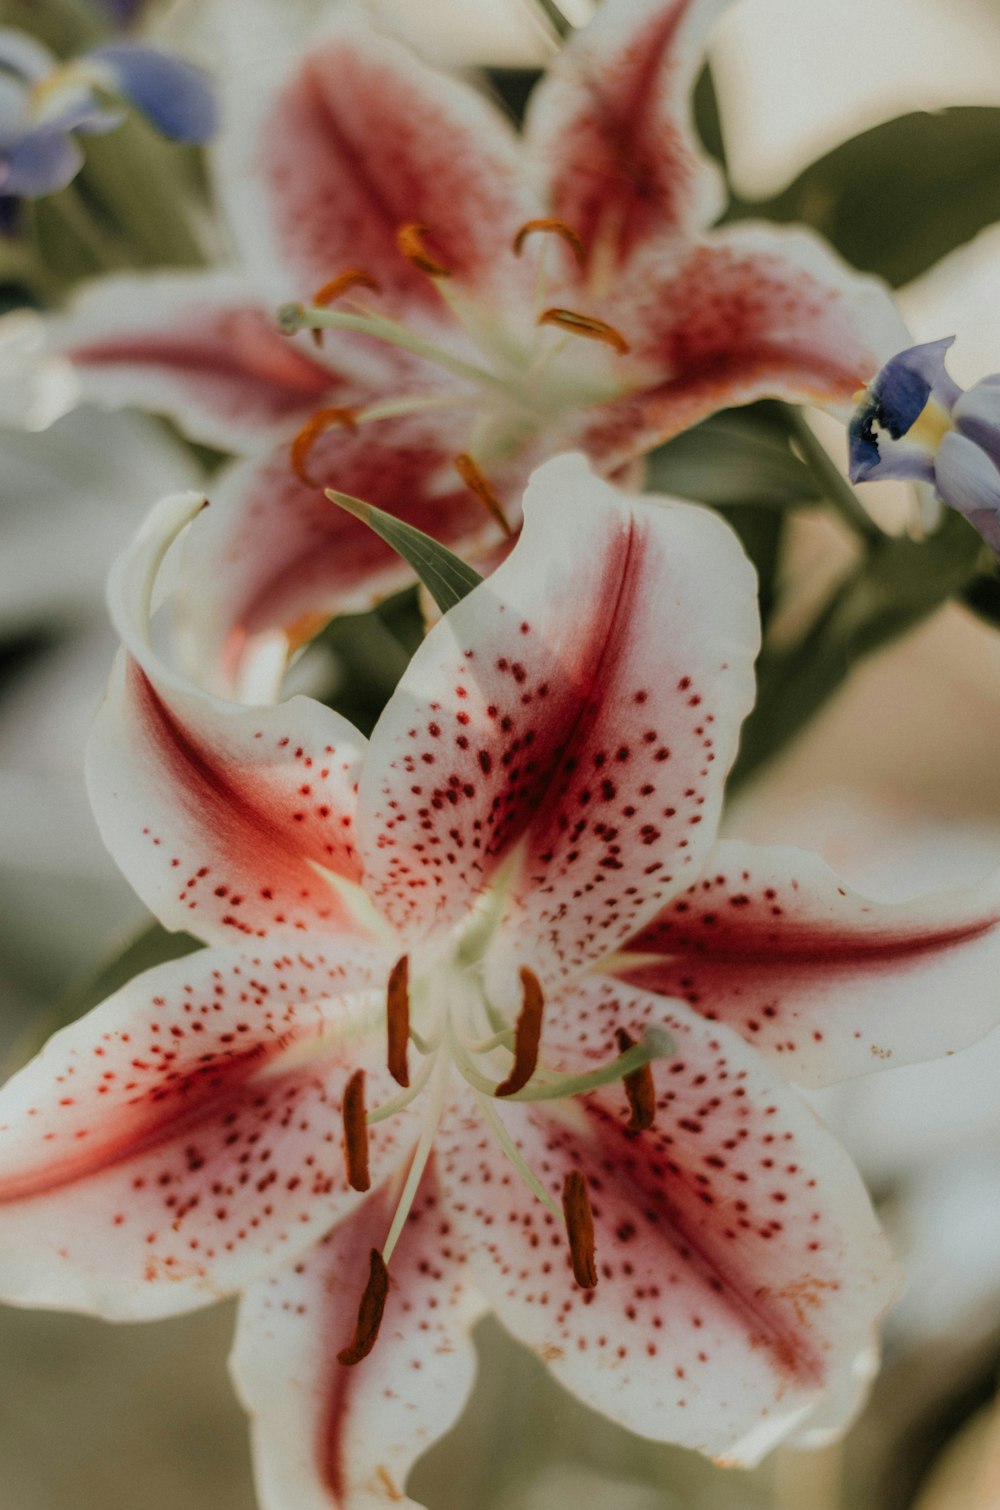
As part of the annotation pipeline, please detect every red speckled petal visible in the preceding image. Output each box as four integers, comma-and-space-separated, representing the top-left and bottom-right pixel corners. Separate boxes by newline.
612, 838, 1000, 1087
224, 16, 534, 325
0, 942, 415, 1319
437, 978, 899, 1464
180, 414, 538, 697
232, 1161, 485, 1510
524, 0, 727, 278
87, 494, 372, 946
574, 227, 909, 470
51, 271, 354, 452
358, 455, 759, 982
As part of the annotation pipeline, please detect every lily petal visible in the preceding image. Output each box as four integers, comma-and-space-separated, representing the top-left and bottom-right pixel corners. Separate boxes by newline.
0, 941, 410, 1318
577, 227, 908, 471
52, 271, 346, 451
232, 1162, 485, 1510
358, 454, 759, 984
220, 15, 533, 319
178, 411, 533, 695
437, 980, 898, 1464
87, 492, 373, 945
524, 0, 727, 275
613, 839, 1000, 1086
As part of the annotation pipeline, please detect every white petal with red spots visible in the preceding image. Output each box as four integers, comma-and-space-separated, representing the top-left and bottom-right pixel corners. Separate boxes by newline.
357, 456, 759, 983
232, 1164, 485, 1510
615, 839, 1000, 1085
0, 942, 412, 1318
436, 979, 899, 1464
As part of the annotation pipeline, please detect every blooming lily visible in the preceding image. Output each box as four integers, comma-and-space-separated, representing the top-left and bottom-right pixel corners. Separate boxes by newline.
2, 456, 1000, 1506
53, 0, 905, 692
0, 26, 217, 199
849, 336, 1000, 554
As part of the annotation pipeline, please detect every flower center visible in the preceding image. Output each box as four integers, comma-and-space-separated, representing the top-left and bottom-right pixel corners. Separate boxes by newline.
277, 216, 634, 534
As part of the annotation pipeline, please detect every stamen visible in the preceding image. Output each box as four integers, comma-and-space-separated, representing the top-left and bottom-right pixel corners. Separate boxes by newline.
291, 406, 359, 487
562, 1170, 598, 1289
537, 307, 630, 356
513, 218, 586, 267
615, 1028, 656, 1132
337, 1248, 390, 1365
496, 966, 545, 1096
453, 453, 513, 538
386, 955, 411, 1088
309, 269, 383, 346
397, 222, 450, 277
342, 1069, 371, 1191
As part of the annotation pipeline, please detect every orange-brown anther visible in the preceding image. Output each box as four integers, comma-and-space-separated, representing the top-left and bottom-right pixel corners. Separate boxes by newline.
615, 1027, 656, 1132
453, 453, 513, 538
396, 222, 450, 277
496, 966, 545, 1096
513, 217, 586, 267
537, 307, 630, 355
386, 955, 411, 1088
562, 1170, 598, 1289
342, 1069, 371, 1192
309, 268, 384, 346
337, 1248, 390, 1365
290, 406, 360, 487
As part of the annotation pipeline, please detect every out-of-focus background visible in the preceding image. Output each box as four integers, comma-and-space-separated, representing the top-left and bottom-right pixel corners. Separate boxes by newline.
2, 0, 1000, 1506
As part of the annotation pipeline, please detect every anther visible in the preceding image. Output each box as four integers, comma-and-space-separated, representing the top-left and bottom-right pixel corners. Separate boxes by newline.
513, 218, 586, 267
342, 1069, 370, 1191
496, 966, 545, 1096
396, 222, 450, 277
562, 1170, 598, 1289
537, 307, 630, 355
337, 1248, 390, 1365
453, 453, 513, 538
309, 269, 383, 345
615, 1028, 656, 1132
291, 406, 359, 487
386, 956, 411, 1088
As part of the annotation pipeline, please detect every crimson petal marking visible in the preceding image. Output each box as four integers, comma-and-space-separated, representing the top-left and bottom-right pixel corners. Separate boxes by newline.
0, 943, 412, 1319
231, 18, 534, 324
612, 839, 1000, 1087
179, 416, 540, 696
575, 227, 909, 471
52, 271, 345, 452
524, 0, 728, 277
358, 455, 758, 980
232, 1161, 485, 1510
438, 980, 899, 1464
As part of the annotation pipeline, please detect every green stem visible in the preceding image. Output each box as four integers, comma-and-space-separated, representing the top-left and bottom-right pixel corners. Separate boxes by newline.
781, 403, 883, 545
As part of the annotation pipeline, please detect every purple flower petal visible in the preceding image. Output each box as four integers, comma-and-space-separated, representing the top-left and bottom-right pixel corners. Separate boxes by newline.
848, 336, 960, 483
954, 376, 1000, 471
84, 45, 217, 143
935, 429, 1000, 554
1, 123, 82, 195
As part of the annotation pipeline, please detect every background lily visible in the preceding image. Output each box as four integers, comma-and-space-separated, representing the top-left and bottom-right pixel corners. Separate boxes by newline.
849, 336, 1000, 555
0, 25, 217, 199
2, 457, 1000, 1508
51, 0, 904, 693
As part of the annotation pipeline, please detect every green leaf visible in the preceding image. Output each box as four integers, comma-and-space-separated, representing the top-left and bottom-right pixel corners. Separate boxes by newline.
645, 408, 819, 508
730, 108, 1000, 287
327, 490, 484, 615
731, 509, 984, 788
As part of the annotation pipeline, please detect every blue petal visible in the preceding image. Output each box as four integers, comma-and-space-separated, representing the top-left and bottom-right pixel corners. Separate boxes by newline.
871, 337, 960, 439
0, 28, 58, 84
1, 123, 82, 195
91, 0, 149, 26
83, 45, 217, 142
935, 430, 1000, 554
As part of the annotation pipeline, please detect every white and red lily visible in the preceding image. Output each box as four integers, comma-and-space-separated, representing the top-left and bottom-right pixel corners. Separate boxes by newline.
1, 456, 999, 1506
54, 0, 905, 692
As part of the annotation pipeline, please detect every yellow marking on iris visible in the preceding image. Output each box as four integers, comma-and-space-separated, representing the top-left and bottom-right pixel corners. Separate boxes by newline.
909, 397, 954, 452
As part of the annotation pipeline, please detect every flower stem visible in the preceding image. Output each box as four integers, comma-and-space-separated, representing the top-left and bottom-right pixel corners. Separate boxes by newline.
781, 403, 883, 545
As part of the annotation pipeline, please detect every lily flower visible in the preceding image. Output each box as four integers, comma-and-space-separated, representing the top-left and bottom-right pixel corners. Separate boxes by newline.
2, 456, 1000, 1506
0, 26, 217, 199
53, 0, 905, 691
849, 336, 1000, 554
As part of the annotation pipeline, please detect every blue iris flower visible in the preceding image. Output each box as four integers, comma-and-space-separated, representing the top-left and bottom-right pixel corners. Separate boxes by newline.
848, 337, 1000, 555
0, 26, 217, 199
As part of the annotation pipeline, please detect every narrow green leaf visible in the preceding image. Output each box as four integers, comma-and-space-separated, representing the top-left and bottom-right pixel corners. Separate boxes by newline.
645, 408, 819, 508
729, 107, 1000, 287
327, 490, 484, 615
